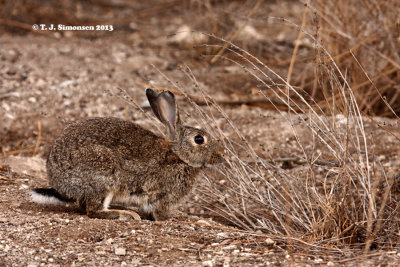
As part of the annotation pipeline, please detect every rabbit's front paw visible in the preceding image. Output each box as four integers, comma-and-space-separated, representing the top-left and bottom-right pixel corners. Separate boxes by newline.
117, 210, 141, 221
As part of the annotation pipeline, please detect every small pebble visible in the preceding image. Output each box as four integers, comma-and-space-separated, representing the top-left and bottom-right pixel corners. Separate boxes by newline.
265, 238, 275, 245
115, 247, 126, 256
202, 260, 214, 267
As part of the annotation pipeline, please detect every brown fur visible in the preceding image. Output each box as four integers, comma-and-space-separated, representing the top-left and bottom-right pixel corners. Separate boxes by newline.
35, 89, 224, 220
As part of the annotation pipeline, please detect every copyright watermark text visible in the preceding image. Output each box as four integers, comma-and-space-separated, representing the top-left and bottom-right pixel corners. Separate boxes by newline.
32, 24, 114, 31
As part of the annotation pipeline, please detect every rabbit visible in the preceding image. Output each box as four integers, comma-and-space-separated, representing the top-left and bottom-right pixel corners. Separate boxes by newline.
30, 88, 224, 221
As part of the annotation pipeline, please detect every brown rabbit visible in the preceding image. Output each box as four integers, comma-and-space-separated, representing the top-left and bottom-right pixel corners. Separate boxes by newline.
30, 89, 224, 220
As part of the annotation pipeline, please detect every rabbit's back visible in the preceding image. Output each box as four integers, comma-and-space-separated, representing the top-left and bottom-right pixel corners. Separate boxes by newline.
54, 117, 160, 158
47, 117, 169, 200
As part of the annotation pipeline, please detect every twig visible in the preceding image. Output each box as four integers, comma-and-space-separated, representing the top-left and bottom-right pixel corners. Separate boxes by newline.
364, 175, 394, 254
286, 0, 310, 90
2, 146, 35, 156
323, 21, 398, 64
136, 80, 302, 111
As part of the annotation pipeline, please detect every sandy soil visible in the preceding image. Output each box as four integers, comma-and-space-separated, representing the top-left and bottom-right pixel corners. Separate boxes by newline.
1, 1, 400, 266
1, 150, 400, 266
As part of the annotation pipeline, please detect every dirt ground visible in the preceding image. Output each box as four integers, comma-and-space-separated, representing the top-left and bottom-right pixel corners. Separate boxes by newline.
1, 1, 400, 266
1, 166, 400, 267
1, 35, 400, 267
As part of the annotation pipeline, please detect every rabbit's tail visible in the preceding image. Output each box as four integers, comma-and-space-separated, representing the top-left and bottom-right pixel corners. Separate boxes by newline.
29, 188, 74, 205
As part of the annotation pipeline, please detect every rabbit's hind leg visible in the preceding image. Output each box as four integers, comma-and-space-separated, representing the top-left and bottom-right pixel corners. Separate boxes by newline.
86, 191, 141, 220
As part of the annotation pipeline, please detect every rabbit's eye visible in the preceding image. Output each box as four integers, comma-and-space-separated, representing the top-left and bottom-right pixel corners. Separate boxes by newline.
194, 134, 204, 145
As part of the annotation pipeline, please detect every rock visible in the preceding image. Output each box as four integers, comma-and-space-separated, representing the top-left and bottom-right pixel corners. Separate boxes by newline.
265, 238, 275, 246
202, 260, 214, 267
115, 247, 126, 256
222, 245, 237, 250
223, 257, 231, 267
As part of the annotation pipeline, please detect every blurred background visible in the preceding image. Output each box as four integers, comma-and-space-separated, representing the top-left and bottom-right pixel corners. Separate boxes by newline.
1, 0, 399, 115
1, 0, 399, 151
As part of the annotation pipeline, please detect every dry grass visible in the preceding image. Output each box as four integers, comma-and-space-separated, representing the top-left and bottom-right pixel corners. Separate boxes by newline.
310, 0, 400, 117
1, 0, 399, 255
182, 0, 400, 253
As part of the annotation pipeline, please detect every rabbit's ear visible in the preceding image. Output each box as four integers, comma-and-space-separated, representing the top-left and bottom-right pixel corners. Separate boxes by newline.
146, 88, 180, 139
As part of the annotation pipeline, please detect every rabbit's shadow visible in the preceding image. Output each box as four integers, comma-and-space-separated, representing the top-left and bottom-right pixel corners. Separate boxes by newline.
19, 201, 85, 216
19, 202, 152, 219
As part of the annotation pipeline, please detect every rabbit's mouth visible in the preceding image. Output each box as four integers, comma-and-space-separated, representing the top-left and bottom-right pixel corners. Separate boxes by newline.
185, 161, 205, 168
205, 163, 217, 168
178, 158, 210, 168
180, 154, 224, 169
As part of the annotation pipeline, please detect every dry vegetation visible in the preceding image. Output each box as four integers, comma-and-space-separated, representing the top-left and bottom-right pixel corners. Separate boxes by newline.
1, 0, 400, 262
195, 0, 400, 255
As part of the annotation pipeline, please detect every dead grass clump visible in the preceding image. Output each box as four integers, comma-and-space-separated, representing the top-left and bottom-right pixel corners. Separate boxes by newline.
198, 48, 399, 253
182, 2, 400, 252
196, 0, 400, 117
146, 51, 398, 252
309, 0, 400, 117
